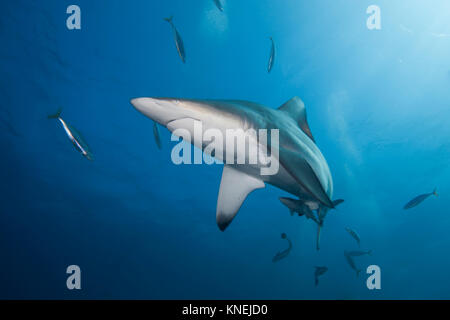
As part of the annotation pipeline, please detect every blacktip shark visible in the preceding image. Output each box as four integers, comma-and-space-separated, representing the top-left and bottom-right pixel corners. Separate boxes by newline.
130, 96, 338, 231
48, 108, 93, 161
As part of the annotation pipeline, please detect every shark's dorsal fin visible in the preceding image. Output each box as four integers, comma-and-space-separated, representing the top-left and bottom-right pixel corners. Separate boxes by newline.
216, 165, 265, 231
278, 97, 315, 142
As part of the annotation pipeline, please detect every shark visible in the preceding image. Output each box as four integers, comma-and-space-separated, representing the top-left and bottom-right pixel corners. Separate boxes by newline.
130, 96, 338, 231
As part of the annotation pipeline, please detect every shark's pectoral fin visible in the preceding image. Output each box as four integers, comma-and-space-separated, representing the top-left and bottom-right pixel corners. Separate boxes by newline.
216, 165, 265, 231
280, 148, 334, 208
278, 96, 315, 143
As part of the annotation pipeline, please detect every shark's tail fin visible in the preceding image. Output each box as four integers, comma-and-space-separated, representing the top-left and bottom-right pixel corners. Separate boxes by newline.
433, 188, 438, 197
48, 108, 62, 119
164, 16, 173, 23
367, 250, 372, 256
356, 270, 361, 277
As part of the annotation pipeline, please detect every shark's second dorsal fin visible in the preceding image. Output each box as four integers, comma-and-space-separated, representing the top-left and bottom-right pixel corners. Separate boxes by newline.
278, 97, 315, 142
216, 165, 265, 231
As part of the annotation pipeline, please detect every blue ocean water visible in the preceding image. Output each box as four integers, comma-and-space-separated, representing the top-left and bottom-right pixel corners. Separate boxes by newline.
1, 0, 450, 299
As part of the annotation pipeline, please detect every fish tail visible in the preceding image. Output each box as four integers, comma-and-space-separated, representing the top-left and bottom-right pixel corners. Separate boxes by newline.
48, 108, 62, 119
368, 250, 372, 256
433, 188, 438, 197
356, 270, 361, 277
164, 16, 173, 23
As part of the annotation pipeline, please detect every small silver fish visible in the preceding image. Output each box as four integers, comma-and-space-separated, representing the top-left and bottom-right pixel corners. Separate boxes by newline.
164, 16, 186, 63
272, 233, 292, 263
153, 121, 162, 150
267, 37, 275, 73
347, 250, 372, 257
314, 266, 328, 286
345, 227, 360, 246
344, 251, 361, 277
404, 188, 438, 209
48, 108, 93, 161
213, 0, 224, 12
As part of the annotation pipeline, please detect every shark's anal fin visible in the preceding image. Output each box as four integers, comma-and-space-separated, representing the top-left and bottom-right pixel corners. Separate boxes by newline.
216, 165, 265, 231
278, 96, 315, 142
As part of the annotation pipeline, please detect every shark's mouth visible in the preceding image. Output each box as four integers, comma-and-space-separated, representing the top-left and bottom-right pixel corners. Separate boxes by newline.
166, 116, 201, 128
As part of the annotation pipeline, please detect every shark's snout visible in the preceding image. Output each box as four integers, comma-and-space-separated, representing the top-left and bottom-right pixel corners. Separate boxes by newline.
130, 98, 151, 114
131, 97, 179, 125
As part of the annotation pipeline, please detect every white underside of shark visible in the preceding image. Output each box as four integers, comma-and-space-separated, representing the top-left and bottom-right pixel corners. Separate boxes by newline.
131, 96, 335, 231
